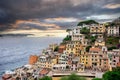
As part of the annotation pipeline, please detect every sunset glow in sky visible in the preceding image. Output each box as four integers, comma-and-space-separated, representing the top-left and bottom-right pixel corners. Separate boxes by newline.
0, 0, 120, 37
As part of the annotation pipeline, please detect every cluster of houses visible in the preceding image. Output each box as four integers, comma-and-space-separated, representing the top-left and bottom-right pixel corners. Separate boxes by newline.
2, 17, 120, 80
28, 18, 120, 74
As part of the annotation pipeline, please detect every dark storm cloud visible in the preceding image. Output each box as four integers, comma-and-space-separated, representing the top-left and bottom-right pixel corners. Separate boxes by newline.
0, 0, 120, 31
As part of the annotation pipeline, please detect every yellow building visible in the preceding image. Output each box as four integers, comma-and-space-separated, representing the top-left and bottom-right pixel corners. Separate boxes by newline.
90, 24, 106, 34
80, 53, 90, 68
38, 55, 57, 69
95, 40, 105, 46
45, 58, 57, 68
66, 41, 84, 56
95, 34, 105, 46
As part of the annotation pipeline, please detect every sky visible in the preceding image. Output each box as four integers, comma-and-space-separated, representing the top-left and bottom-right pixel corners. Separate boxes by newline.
0, 0, 120, 37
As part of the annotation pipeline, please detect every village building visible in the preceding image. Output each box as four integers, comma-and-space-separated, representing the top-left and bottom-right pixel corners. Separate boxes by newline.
29, 55, 38, 65
106, 25, 120, 37
58, 44, 66, 53
107, 49, 120, 69
66, 41, 84, 56
95, 34, 105, 46
90, 24, 106, 36
49, 43, 58, 51
58, 51, 68, 64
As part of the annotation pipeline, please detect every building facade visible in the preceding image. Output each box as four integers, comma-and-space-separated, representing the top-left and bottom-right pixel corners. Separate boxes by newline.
106, 26, 120, 37
90, 24, 106, 35
66, 41, 84, 56
29, 55, 38, 65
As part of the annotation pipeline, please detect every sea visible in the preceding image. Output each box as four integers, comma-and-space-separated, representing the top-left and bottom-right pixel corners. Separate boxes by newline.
0, 37, 63, 78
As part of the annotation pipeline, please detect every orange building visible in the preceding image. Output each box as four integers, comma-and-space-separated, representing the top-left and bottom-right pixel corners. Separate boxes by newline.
29, 55, 38, 65
58, 45, 66, 53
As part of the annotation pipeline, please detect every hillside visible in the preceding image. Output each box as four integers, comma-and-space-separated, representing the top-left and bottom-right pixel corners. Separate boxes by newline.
77, 20, 98, 26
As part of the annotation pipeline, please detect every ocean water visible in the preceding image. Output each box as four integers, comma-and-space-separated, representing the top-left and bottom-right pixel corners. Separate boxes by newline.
0, 37, 63, 77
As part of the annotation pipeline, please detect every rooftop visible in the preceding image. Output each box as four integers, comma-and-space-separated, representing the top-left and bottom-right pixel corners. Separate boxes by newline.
90, 47, 101, 52
39, 68, 49, 75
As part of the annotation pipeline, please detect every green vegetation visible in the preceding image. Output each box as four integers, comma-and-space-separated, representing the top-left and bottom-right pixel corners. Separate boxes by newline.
92, 67, 120, 80
63, 36, 71, 42
39, 76, 52, 80
86, 46, 92, 52
103, 70, 120, 80
90, 36, 97, 43
106, 37, 119, 46
92, 78, 102, 80
105, 22, 116, 27
60, 73, 86, 80
77, 20, 98, 26
108, 46, 117, 50
80, 27, 90, 34
54, 46, 59, 52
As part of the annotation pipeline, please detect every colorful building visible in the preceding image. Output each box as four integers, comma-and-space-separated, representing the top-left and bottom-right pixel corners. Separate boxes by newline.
106, 25, 120, 37
95, 34, 105, 46
66, 41, 84, 56
49, 43, 58, 51
71, 34, 85, 41
38, 55, 57, 69
58, 51, 68, 64
90, 24, 106, 35
58, 45, 66, 53
29, 55, 38, 65
107, 49, 120, 69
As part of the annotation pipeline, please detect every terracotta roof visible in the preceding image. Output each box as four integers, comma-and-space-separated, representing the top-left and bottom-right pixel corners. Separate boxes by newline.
59, 45, 66, 48
90, 47, 101, 52
39, 68, 49, 75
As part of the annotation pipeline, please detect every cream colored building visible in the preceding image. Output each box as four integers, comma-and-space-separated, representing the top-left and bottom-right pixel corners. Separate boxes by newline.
90, 24, 106, 35
95, 34, 105, 46
106, 26, 120, 37
37, 55, 57, 69
71, 34, 85, 41
49, 43, 58, 51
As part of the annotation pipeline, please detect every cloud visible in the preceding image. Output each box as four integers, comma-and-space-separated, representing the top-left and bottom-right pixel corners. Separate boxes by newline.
10, 20, 61, 30
44, 17, 79, 23
86, 13, 120, 22
0, 0, 120, 32
103, 3, 120, 9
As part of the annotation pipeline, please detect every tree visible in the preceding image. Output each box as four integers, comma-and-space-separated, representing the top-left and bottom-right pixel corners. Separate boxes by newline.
92, 78, 102, 80
63, 36, 71, 42
86, 46, 92, 52
90, 36, 97, 43
60, 73, 86, 80
108, 46, 117, 50
106, 37, 119, 45
54, 46, 59, 52
39, 76, 52, 80
77, 20, 98, 26
61, 76, 68, 80
80, 27, 90, 34
103, 67, 120, 80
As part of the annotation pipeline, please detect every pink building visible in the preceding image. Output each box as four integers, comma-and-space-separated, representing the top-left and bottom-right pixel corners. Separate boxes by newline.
107, 49, 120, 68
